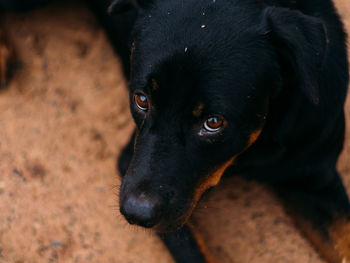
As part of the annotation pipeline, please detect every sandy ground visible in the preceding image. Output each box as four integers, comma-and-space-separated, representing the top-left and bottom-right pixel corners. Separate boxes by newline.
0, 1, 349, 262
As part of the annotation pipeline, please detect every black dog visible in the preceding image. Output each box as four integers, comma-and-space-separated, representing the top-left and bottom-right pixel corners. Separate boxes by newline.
2, 0, 350, 262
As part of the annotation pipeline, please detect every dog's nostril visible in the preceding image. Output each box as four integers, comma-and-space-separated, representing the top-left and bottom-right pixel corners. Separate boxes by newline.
120, 193, 162, 228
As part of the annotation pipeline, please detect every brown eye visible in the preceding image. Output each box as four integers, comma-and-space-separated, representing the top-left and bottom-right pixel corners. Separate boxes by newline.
204, 115, 224, 132
134, 93, 149, 111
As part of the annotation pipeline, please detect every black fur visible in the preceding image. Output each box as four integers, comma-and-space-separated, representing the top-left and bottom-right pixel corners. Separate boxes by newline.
114, 0, 350, 261
2, 0, 349, 262
0, 0, 49, 11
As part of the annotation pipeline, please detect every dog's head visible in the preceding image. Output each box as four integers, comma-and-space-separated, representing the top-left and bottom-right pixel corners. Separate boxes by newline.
110, 0, 328, 232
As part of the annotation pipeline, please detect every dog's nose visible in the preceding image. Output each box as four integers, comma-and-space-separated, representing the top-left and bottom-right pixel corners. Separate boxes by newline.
120, 193, 162, 228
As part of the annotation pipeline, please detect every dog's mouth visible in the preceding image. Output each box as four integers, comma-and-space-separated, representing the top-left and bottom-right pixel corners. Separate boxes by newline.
120, 157, 238, 232
151, 216, 190, 233
150, 200, 201, 233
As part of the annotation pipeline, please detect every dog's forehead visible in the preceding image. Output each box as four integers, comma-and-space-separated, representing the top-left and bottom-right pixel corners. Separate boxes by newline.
132, 37, 274, 98
131, 47, 275, 117
131, 0, 268, 78
130, 0, 275, 114
134, 0, 262, 52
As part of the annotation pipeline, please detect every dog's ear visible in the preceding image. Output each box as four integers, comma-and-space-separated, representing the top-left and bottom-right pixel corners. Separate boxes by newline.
263, 7, 328, 104
108, 0, 149, 15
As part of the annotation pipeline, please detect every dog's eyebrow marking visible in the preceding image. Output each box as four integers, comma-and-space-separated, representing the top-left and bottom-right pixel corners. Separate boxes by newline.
192, 103, 204, 117
151, 78, 158, 91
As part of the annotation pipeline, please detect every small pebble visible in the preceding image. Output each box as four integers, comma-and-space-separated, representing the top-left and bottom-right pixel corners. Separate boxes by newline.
0, 181, 5, 193
51, 241, 64, 247
97, 187, 105, 193
33, 222, 41, 230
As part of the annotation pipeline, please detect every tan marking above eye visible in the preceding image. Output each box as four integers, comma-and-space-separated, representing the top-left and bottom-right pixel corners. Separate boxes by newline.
151, 78, 158, 91
192, 103, 204, 117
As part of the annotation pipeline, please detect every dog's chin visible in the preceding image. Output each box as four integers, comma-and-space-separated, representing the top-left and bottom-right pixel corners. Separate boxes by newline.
150, 206, 197, 233
151, 197, 206, 233
151, 219, 187, 233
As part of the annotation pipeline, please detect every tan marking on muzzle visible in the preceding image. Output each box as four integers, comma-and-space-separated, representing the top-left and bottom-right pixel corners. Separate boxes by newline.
193, 156, 237, 205
193, 128, 263, 205
247, 129, 262, 148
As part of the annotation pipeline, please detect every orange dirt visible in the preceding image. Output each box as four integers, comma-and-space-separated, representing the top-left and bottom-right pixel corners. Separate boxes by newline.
0, 1, 349, 262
